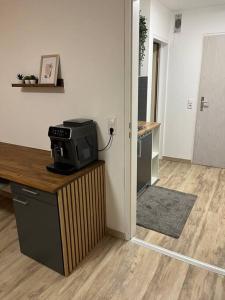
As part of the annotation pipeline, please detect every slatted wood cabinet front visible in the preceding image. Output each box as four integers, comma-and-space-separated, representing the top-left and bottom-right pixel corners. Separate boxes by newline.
57, 163, 105, 276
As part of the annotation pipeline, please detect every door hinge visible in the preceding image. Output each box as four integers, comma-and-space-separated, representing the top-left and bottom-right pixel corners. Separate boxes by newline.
129, 122, 132, 139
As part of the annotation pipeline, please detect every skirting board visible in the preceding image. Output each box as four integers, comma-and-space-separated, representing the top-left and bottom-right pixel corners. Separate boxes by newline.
132, 237, 225, 277
162, 156, 191, 164
106, 227, 126, 240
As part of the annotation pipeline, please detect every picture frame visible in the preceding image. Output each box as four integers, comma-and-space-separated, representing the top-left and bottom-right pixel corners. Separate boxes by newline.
39, 54, 59, 85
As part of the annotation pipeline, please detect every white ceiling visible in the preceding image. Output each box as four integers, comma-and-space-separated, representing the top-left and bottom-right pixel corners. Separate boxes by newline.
160, 0, 225, 11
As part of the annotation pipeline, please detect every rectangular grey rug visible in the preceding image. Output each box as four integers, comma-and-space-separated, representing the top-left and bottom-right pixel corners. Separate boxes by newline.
137, 186, 197, 238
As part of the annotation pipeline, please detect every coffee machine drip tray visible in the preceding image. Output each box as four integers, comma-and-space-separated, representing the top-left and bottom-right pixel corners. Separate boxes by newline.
47, 163, 77, 175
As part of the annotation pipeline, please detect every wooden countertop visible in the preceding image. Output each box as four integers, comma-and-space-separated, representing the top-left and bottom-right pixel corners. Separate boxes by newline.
0, 142, 104, 193
138, 121, 160, 137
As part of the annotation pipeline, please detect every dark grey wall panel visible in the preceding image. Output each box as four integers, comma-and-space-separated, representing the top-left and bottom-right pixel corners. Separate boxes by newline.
138, 76, 148, 121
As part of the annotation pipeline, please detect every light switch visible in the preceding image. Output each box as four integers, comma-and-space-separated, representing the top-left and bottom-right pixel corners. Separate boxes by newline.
187, 98, 193, 110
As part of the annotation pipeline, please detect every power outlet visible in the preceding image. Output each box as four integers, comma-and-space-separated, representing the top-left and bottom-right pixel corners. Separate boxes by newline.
108, 117, 117, 135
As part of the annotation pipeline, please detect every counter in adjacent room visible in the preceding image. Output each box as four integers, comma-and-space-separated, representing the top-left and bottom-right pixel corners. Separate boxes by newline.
137, 121, 161, 188
138, 121, 160, 137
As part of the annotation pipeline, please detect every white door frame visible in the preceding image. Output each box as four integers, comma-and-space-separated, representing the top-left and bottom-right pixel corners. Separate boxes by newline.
124, 0, 139, 239
153, 37, 169, 158
124, 1, 171, 239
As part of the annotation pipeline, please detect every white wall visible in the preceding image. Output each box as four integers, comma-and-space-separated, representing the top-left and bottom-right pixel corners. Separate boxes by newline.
147, 0, 173, 158
164, 5, 225, 160
150, 0, 173, 43
0, 0, 130, 234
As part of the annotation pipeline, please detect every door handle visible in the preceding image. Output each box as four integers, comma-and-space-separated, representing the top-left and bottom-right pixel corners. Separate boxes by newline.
200, 97, 209, 111
13, 198, 28, 206
138, 139, 142, 158
22, 188, 38, 195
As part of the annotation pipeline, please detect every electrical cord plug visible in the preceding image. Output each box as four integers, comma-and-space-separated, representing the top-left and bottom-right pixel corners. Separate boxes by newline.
110, 127, 114, 136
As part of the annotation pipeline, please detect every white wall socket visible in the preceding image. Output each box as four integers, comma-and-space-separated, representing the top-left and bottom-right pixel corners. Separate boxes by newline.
108, 117, 117, 135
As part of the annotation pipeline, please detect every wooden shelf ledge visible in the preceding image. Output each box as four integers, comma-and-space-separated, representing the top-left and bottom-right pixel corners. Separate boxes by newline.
12, 79, 64, 88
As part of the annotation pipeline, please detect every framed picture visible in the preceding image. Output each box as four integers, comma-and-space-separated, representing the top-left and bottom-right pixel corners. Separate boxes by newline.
39, 54, 59, 85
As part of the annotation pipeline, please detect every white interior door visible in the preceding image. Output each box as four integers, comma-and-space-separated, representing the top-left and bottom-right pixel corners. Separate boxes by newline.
193, 35, 225, 168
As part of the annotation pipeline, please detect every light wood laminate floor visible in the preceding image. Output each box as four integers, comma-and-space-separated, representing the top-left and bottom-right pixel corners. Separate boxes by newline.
136, 160, 225, 270
0, 193, 225, 300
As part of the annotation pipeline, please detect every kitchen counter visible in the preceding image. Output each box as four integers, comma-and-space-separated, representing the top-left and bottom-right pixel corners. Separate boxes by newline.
0, 142, 105, 276
138, 121, 160, 137
0, 142, 104, 193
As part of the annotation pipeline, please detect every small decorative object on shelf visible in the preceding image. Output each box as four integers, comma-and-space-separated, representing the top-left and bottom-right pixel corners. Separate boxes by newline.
39, 54, 59, 86
17, 74, 24, 84
23, 75, 31, 84
30, 75, 38, 84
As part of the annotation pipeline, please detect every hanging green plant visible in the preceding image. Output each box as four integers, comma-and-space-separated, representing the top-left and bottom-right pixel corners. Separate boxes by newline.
139, 14, 148, 70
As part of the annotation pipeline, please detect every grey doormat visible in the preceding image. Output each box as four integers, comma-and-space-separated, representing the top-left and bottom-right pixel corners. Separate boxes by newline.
137, 186, 197, 238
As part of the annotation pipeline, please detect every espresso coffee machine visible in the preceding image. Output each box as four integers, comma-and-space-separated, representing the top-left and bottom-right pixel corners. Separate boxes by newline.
47, 119, 98, 175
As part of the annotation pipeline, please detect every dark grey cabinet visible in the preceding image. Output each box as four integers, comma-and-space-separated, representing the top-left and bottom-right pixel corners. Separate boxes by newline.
11, 183, 64, 275
137, 132, 152, 194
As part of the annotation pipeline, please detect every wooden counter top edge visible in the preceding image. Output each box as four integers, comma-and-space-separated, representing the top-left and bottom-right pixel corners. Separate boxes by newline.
0, 160, 105, 194
138, 122, 160, 137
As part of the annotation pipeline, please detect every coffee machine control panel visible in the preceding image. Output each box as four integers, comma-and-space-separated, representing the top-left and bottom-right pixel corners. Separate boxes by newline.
48, 126, 72, 139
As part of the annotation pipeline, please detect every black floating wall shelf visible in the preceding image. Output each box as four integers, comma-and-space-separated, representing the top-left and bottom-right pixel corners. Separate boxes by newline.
12, 79, 64, 88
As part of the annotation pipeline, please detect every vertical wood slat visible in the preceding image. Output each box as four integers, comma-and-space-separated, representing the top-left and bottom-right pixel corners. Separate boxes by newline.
102, 164, 106, 232
91, 169, 98, 246
74, 180, 83, 262
99, 165, 103, 237
98, 167, 103, 240
78, 178, 86, 258
57, 190, 69, 276
102, 165, 106, 233
82, 176, 89, 254
66, 185, 76, 268
70, 182, 79, 266
62, 187, 73, 273
57, 163, 105, 276
88, 172, 95, 250
94, 168, 100, 242
85, 175, 92, 252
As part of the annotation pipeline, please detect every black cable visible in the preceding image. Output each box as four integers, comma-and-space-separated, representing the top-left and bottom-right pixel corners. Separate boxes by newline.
98, 135, 113, 152
107, 135, 113, 149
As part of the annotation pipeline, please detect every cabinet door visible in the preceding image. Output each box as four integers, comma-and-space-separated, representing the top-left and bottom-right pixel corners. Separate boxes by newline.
13, 195, 64, 275
137, 133, 152, 193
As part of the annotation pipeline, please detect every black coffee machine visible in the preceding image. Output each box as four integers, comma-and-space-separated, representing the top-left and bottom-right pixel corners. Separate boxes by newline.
47, 119, 98, 175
